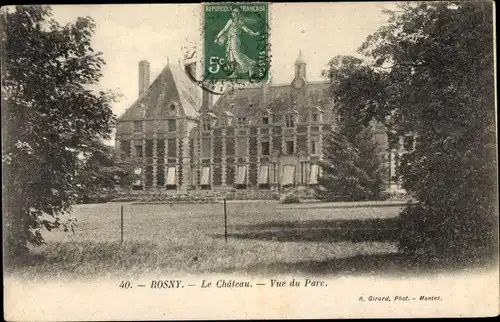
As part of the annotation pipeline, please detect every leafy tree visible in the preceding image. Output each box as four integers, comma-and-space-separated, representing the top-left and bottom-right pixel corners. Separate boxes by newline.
2, 6, 116, 258
76, 140, 140, 203
316, 55, 387, 201
322, 55, 389, 135
359, 1, 497, 261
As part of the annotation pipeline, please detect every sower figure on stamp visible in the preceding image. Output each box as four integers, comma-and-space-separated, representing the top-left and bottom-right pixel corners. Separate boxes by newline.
214, 8, 260, 78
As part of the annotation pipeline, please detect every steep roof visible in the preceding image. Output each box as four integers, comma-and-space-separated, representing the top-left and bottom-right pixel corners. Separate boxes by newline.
211, 80, 334, 122
118, 62, 202, 121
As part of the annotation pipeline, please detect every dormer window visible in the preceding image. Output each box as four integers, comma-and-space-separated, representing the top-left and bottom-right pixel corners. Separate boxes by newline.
311, 107, 324, 123
237, 117, 247, 126
134, 121, 143, 132
220, 111, 234, 127
285, 114, 295, 128
202, 118, 212, 131
261, 109, 274, 125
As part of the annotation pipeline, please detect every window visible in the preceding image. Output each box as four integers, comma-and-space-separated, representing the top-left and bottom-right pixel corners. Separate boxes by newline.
261, 142, 270, 155
220, 117, 227, 127
201, 138, 211, 158
237, 117, 247, 126
202, 118, 211, 131
262, 116, 269, 125
404, 135, 414, 151
167, 119, 176, 132
134, 121, 143, 132
286, 140, 294, 155
201, 166, 211, 187
310, 141, 318, 154
237, 137, 247, 157
312, 113, 318, 122
309, 164, 319, 185
335, 114, 342, 123
167, 139, 176, 157
145, 139, 153, 157
135, 145, 143, 157
285, 115, 295, 128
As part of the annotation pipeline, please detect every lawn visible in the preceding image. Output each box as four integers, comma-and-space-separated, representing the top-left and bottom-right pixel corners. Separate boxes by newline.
10, 201, 409, 278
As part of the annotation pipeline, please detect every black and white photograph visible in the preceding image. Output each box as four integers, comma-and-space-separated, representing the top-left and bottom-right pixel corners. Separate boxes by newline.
2, 2, 498, 320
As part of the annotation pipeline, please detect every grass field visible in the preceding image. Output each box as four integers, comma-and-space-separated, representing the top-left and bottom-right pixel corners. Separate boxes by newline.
8, 201, 432, 278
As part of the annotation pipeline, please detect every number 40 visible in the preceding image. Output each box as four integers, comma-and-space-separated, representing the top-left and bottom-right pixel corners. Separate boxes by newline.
119, 280, 131, 289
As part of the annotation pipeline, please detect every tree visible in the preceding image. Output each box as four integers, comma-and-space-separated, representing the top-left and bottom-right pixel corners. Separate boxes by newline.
354, 126, 387, 199
359, 1, 497, 261
316, 128, 371, 201
76, 140, 140, 203
315, 55, 387, 201
1, 6, 116, 258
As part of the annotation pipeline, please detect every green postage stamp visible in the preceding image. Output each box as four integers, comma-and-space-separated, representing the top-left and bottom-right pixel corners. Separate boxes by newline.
203, 2, 269, 84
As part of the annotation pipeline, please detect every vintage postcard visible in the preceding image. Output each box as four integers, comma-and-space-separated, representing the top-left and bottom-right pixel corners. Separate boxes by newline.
2, 2, 499, 320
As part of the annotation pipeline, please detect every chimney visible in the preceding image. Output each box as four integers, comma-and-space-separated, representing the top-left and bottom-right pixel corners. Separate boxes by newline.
186, 61, 212, 112
262, 77, 271, 106
201, 87, 214, 112
138, 60, 150, 97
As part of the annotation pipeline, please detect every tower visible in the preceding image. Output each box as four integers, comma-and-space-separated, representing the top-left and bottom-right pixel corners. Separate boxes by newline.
294, 49, 307, 79
291, 50, 307, 107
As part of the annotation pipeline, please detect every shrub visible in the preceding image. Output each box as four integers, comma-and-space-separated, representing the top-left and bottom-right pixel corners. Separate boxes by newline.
398, 201, 498, 264
281, 193, 300, 204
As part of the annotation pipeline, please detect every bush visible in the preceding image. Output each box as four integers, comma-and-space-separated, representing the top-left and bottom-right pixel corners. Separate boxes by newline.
281, 193, 300, 204
399, 201, 498, 264
78, 193, 116, 204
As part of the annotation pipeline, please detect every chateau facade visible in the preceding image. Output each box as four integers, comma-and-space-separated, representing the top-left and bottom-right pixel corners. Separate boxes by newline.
115, 53, 405, 193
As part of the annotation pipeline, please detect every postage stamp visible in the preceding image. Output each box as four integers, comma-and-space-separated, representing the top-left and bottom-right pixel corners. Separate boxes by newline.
203, 2, 269, 84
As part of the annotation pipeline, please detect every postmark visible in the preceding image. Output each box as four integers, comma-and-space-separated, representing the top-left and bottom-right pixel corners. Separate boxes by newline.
203, 2, 269, 85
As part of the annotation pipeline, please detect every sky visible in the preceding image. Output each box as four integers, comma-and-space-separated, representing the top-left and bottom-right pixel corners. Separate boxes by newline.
50, 3, 393, 143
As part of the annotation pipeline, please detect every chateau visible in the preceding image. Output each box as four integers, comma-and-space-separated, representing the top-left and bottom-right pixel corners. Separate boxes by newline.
115, 53, 405, 193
